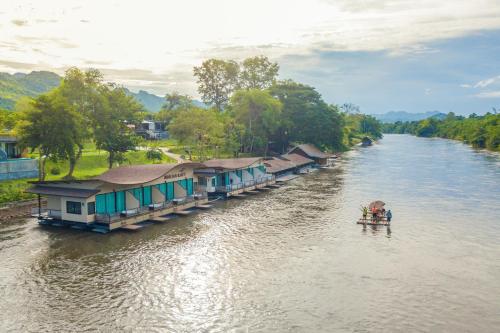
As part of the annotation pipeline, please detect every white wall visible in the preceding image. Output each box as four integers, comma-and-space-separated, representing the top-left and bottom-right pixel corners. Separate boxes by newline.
228, 171, 242, 185
173, 182, 186, 198
152, 186, 164, 203
242, 169, 254, 182
254, 167, 266, 179
60, 197, 94, 223
126, 191, 140, 209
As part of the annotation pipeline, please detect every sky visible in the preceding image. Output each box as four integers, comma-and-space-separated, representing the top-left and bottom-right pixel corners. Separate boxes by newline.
1, 0, 500, 114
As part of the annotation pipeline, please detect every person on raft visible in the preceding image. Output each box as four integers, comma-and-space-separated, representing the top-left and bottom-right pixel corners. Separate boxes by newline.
362, 206, 368, 220
386, 210, 392, 223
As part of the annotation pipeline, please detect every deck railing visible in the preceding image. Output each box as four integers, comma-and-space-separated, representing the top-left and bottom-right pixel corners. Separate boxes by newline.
94, 195, 203, 224
31, 208, 61, 219
215, 175, 275, 192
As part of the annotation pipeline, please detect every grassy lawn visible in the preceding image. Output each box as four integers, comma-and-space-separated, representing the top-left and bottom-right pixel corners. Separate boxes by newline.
0, 146, 176, 205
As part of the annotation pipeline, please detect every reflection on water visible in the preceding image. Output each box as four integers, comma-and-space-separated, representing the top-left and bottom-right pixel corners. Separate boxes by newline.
0, 134, 499, 332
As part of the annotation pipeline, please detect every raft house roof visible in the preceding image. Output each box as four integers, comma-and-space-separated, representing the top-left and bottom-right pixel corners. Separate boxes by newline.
263, 157, 296, 174
26, 186, 100, 198
26, 162, 205, 196
288, 144, 334, 159
281, 153, 315, 166
199, 157, 263, 172
95, 162, 204, 185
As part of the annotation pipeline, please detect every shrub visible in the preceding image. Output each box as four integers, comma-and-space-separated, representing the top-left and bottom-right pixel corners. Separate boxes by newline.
50, 166, 61, 175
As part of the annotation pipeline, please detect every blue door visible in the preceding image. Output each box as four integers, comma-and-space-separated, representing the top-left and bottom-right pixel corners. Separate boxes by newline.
116, 191, 126, 212
143, 186, 152, 206
187, 178, 193, 195
166, 182, 174, 200
96, 194, 106, 214
105, 192, 116, 214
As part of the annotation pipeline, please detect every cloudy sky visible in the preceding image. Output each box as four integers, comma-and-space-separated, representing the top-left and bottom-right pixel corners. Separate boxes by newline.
1, 0, 500, 114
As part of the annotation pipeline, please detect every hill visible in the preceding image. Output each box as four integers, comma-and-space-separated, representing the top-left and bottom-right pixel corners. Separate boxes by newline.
123, 88, 165, 112
373, 111, 446, 123
0, 70, 206, 112
0, 71, 61, 109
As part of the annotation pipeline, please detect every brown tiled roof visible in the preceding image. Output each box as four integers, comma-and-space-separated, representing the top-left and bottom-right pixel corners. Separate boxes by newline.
202, 157, 262, 170
96, 162, 204, 185
264, 158, 296, 174
26, 186, 99, 198
281, 153, 315, 166
289, 144, 333, 159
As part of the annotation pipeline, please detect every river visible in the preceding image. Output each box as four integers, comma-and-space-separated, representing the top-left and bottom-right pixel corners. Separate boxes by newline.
1, 134, 499, 332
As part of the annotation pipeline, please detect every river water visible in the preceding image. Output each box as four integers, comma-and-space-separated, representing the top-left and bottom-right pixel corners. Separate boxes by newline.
0, 134, 499, 332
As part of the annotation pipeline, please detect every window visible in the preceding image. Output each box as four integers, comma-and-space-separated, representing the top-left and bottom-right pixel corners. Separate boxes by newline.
66, 201, 82, 215
88, 202, 96, 215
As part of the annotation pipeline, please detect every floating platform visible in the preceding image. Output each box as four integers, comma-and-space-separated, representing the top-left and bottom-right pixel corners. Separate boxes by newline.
150, 216, 171, 223
276, 174, 299, 182
173, 210, 193, 216
120, 224, 145, 231
245, 190, 260, 194
196, 204, 213, 210
357, 219, 391, 226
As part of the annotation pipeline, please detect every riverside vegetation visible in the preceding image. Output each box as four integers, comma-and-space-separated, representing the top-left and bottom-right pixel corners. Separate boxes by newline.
382, 112, 500, 152
0, 56, 382, 204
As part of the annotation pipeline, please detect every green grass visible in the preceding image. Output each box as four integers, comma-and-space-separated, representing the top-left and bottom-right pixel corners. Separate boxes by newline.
0, 178, 37, 203
0, 146, 176, 205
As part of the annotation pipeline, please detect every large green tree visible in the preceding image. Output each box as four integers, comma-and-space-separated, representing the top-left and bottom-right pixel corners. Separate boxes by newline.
269, 80, 344, 151
167, 107, 224, 161
239, 56, 279, 90
92, 85, 143, 168
16, 92, 85, 180
193, 59, 240, 111
58, 67, 103, 176
229, 89, 282, 154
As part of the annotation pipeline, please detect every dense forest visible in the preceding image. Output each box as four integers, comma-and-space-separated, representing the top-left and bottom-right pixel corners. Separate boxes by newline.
0, 56, 383, 181
383, 112, 500, 151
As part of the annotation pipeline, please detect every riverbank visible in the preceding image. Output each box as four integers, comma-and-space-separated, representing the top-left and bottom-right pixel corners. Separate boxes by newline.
382, 112, 500, 152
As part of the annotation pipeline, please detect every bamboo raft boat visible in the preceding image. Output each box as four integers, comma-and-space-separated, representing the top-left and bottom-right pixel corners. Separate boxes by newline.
358, 200, 392, 226
356, 217, 391, 226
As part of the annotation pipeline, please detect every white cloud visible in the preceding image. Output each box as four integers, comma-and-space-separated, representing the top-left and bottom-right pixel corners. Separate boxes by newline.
474, 91, 500, 98
460, 84, 472, 88
474, 75, 500, 88
1, 0, 500, 95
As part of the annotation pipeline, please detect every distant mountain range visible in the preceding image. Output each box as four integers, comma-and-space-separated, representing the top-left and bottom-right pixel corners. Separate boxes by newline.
373, 111, 446, 123
0, 70, 205, 112
0, 71, 61, 109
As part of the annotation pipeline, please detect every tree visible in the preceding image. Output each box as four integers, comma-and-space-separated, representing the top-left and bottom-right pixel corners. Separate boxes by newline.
155, 92, 194, 125
239, 56, 279, 90
162, 92, 193, 111
92, 86, 143, 168
146, 147, 163, 163
229, 89, 282, 154
58, 67, 103, 177
341, 103, 360, 114
167, 107, 224, 161
16, 92, 85, 180
269, 80, 344, 151
416, 118, 438, 137
193, 59, 240, 111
